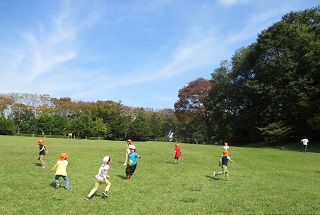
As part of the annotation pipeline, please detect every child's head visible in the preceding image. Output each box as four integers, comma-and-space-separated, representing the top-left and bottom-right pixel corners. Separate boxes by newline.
224, 142, 228, 146
175, 144, 180, 148
223, 150, 228, 156
59, 153, 68, 160
103, 156, 111, 164
38, 139, 44, 145
127, 139, 132, 145
129, 145, 136, 152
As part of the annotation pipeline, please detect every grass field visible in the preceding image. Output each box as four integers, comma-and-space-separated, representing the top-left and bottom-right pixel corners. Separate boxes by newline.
0, 135, 319, 214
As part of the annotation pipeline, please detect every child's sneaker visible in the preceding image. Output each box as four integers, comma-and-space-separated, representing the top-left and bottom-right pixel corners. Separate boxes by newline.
42, 166, 45, 168
43, 160, 46, 164
226, 179, 230, 182
64, 187, 69, 190
102, 191, 108, 197
84, 196, 90, 200
56, 184, 60, 189
213, 172, 216, 177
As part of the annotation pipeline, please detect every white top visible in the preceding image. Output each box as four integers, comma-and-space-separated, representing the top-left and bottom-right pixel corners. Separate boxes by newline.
223, 145, 229, 150
95, 163, 110, 180
301, 138, 309, 146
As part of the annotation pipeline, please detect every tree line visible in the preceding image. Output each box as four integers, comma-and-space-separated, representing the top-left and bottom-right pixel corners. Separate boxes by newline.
0, 94, 178, 141
175, 7, 320, 144
1, 7, 319, 144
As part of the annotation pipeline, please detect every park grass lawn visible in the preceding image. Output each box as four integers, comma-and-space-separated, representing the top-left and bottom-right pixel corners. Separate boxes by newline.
0, 135, 319, 214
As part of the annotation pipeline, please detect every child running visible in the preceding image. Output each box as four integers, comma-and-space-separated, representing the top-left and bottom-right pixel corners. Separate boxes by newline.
50, 153, 69, 190
84, 156, 112, 200
38, 139, 47, 168
125, 145, 142, 181
222, 141, 229, 151
213, 150, 235, 182
123, 139, 132, 165
173, 144, 181, 164
301, 136, 309, 152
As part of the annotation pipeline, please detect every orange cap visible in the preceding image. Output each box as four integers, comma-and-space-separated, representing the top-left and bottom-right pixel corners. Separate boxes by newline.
223, 150, 228, 156
38, 139, 44, 145
59, 153, 68, 160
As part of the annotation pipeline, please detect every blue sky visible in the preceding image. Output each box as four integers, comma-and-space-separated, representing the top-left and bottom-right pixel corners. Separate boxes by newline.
0, 0, 317, 109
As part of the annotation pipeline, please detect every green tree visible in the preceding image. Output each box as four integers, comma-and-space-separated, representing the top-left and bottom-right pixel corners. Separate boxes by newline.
37, 113, 54, 135
158, 108, 178, 141
149, 112, 162, 140
219, 7, 320, 143
92, 117, 108, 139
11, 103, 33, 134
129, 108, 150, 141
0, 115, 16, 135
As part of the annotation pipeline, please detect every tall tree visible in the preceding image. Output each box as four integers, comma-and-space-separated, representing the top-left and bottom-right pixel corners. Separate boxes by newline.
174, 78, 212, 143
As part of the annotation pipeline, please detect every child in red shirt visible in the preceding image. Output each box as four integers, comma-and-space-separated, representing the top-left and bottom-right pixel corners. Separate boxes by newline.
173, 144, 181, 164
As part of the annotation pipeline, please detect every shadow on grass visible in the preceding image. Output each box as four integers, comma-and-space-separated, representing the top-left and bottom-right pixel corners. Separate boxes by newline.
116, 174, 127, 180
166, 161, 177, 164
33, 162, 42, 166
49, 182, 56, 189
205, 175, 220, 180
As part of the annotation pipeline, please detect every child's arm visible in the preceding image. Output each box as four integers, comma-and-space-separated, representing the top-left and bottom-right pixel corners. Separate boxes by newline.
50, 163, 58, 172
229, 159, 235, 164
101, 168, 110, 178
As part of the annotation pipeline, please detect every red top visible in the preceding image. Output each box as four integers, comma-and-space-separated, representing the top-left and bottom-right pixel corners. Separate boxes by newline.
174, 147, 181, 158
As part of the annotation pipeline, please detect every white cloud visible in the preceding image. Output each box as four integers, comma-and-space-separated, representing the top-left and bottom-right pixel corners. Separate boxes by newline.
217, 0, 249, 6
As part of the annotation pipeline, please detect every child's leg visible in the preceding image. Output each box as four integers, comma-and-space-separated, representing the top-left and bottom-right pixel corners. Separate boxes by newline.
125, 166, 132, 180
62, 176, 69, 189
123, 153, 128, 165
87, 181, 101, 197
216, 165, 227, 176
55, 175, 60, 187
39, 155, 45, 167
131, 164, 137, 175
222, 166, 229, 180
104, 179, 111, 192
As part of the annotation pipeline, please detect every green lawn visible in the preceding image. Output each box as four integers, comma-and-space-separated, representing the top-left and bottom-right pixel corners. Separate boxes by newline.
0, 135, 319, 214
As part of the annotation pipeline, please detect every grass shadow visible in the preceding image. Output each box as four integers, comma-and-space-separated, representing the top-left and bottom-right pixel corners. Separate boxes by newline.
116, 174, 127, 180
205, 175, 220, 180
166, 161, 177, 164
34, 162, 41, 166
49, 182, 56, 189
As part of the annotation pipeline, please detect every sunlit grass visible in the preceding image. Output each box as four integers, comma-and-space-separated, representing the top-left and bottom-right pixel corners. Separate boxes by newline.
0, 135, 319, 214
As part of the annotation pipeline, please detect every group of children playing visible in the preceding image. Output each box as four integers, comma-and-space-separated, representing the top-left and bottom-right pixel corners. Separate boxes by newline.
37, 138, 235, 200
37, 138, 143, 200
